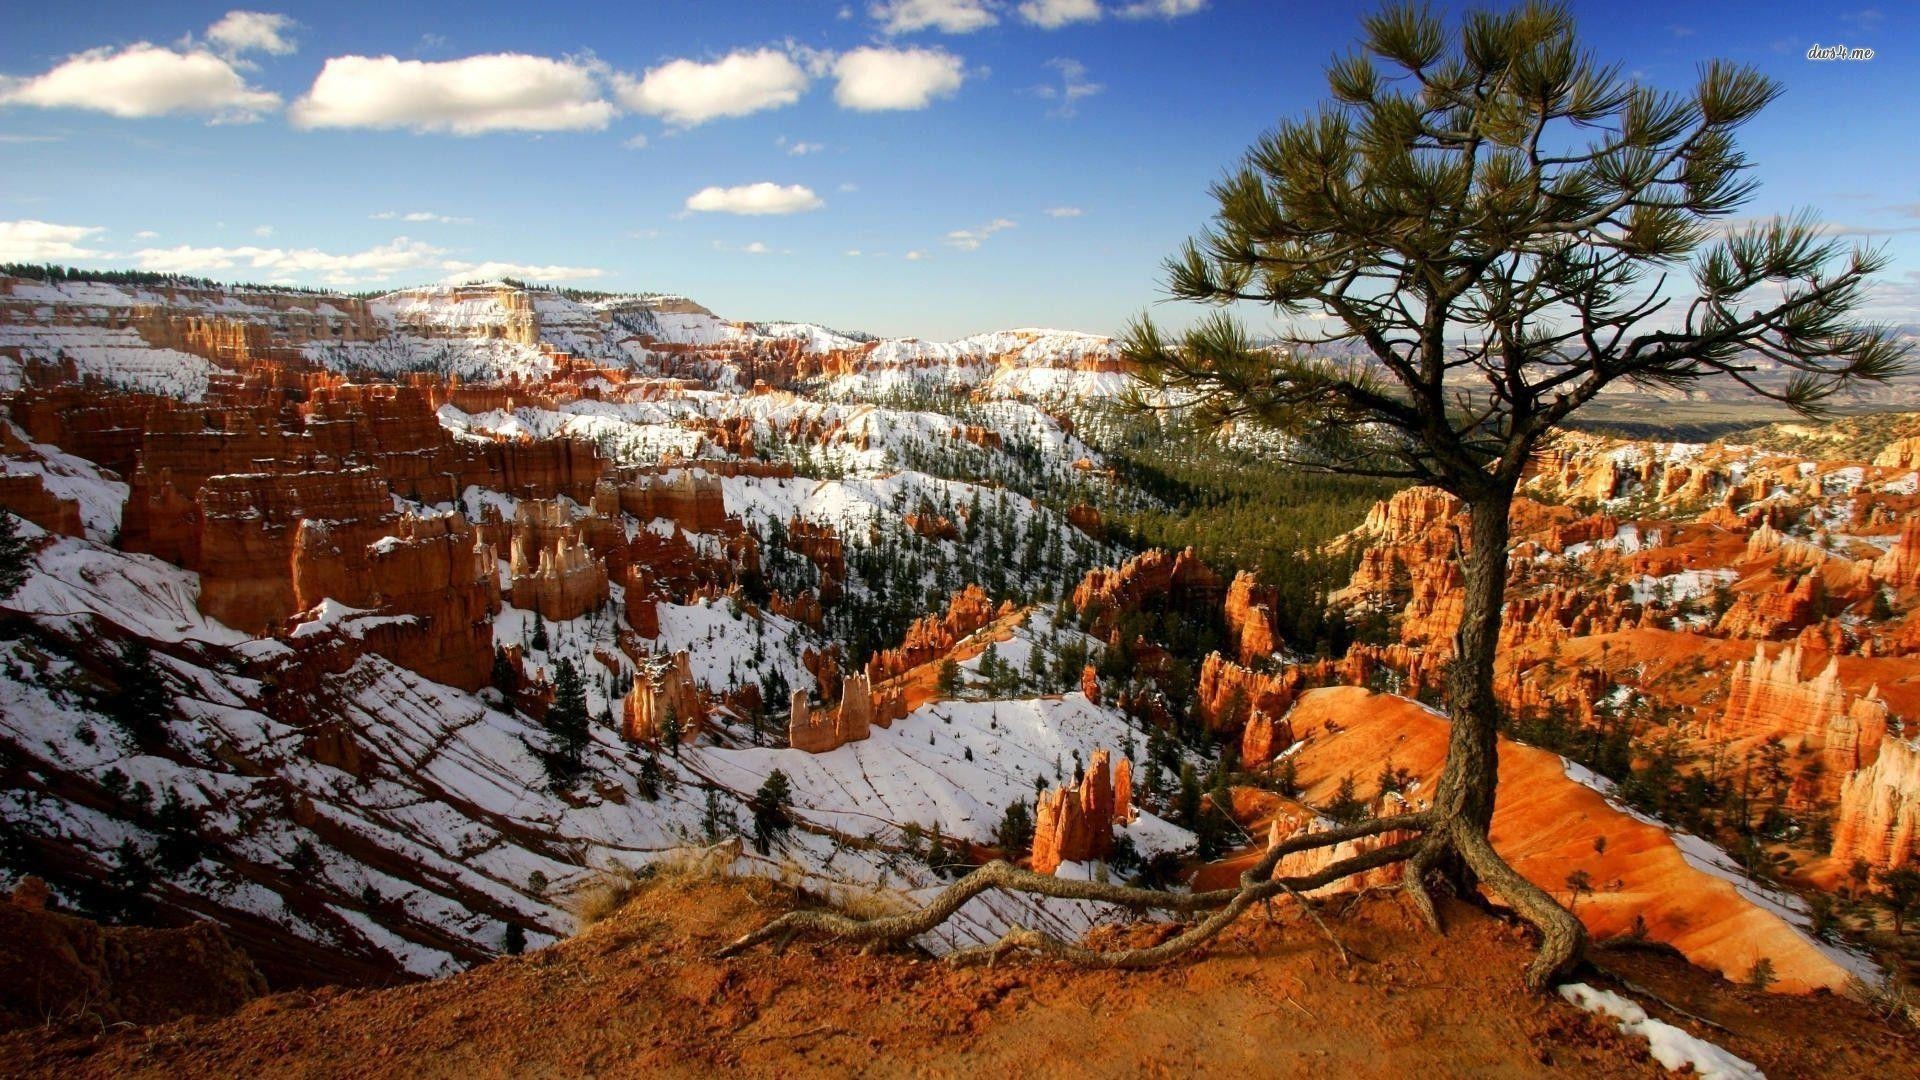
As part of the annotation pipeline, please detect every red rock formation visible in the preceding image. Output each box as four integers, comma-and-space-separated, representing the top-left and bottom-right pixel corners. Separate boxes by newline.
865, 585, 999, 682
350, 513, 501, 691
1031, 749, 1131, 874
1832, 737, 1920, 871
199, 470, 393, 633
1065, 504, 1105, 540
1874, 436, 1920, 471
1241, 709, 1296, 767
1080, 665, 1100, 706
509, 530, 608, 622
902, 512, 959, 542
1070, 547, 1223, 639
1873, 516, 1920, 588
1715, 571, 1821, 640
1195, 652, 1299, 735
609, 470, 728, 533
787, 673, 886, 753
1714, 641, 1890, 776
0, 471, 82, 536
1224, 571, 1282, 665
621, 650, 703, 744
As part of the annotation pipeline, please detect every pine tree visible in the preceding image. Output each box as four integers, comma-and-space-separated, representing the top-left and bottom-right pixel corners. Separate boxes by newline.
106, 639, 170, 749
504, 923, 527, 956
490, 646, 518, 699
996, 800, 1035, 858
1114, 1, 1908, 987
0, 510, 29, 600
637, 748, 662, 801
750, 769, 793, 854
544, 659, 590, 785
529, 612, 549, 652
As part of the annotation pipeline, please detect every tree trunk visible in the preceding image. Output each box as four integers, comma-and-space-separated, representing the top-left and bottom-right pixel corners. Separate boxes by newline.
1432, 489, 1515, 837
1418, 487, 1587, 988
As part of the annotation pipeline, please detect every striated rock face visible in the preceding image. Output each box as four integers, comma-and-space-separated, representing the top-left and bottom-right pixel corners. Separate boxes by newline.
620, 650, 703, 744
1714, 641, 1890, 776
609, 470, 728, 533
1080, 664, 1100, 706
1030, 749, 1131, 874
277, 511, 502, 690
1832, 738, 1920, 871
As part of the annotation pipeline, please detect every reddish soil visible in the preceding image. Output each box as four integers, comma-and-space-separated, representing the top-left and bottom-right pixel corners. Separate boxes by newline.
0, 894, 266, 1033
4, 873, 1913, 1079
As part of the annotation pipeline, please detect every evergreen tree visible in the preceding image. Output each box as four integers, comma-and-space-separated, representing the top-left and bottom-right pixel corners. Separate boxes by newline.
637, 748, 662, 801
544, 659, 590, 785
490, 646, 518, 700
1326, 775, 1366, 826
750, 769, 793, 854
996, 799, 1035, 858
0, 510, 29, 600
529, 612, 549, 652
1122, 1, 1904, 987
106, 639, 170, 749
504, 923, 527, 956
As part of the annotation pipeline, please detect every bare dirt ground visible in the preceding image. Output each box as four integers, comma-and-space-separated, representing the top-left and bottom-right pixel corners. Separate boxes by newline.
3, 872, 1914, 1079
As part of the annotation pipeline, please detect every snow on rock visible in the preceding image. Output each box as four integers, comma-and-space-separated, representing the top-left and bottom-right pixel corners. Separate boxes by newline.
1558, 983, 1764, 1079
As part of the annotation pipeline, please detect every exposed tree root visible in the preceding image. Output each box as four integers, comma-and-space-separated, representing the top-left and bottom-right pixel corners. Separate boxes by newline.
1452, 824, 1586, 990
717, 814, 1426, 964
716, 804, 1585, 991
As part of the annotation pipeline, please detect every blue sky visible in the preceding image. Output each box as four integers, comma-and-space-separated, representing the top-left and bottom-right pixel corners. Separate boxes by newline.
0, 2, 1914, 338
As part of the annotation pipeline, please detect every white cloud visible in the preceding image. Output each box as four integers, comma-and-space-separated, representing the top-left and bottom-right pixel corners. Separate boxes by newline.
833, 47, 965, 111
904, 249, 929, 261
946, 216, 1017, 250
1019, 0, 1102, 28
133, 229, 159, 240
0, 133, 63, 144
1035, 57, 1102, 117
372, 210, 473, 224
784, 139, 825, 155
289, 53, 614, 134
0, 219, 106, 261
872, 0, 999, 34
684, 182, 823, 216
622, 133, 649, 149
1117, 0, 1206, 19
1045, 205, 1083, 217
844, 249, 863, 256
839, 182, 860, 192
0, 43, 280, 122
129, 237, 447, 285
712, 240, 775, 255
206, 11, 299, 56
252, 225, 275, 237
615, 48, 808, 127
441, 260, 605, 283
